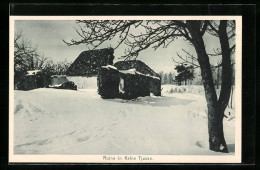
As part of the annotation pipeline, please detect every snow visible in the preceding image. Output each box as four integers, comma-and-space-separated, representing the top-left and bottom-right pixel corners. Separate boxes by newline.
119, 68, 136, 74
162, 84, 205, 95
49, 84, 63, 88
162, 84, 236, 117
67, 76, 97, 89
119, 69, 160, 80
102, 66, 160, 80
102, 65, 118, 70
145, 74, 161, 80
13, 78, 235, 155
26, 70, 41, 75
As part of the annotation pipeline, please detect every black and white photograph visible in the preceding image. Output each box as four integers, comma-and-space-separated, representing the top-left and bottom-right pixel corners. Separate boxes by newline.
9, 16, 242, 163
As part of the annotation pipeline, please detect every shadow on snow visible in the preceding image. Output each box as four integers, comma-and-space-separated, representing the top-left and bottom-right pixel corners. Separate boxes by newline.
105, 96, 196, 107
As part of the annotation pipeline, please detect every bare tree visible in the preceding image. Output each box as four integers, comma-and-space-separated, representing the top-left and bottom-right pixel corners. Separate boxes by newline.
168, 72, 174, 84
14, 31, 72, 88
214, 60, 222, 90
14, 31, 47, 88
64, 20, 235, 153
14, 31, 47, 71
43, 60, 72, 75
163, 73, 168, 84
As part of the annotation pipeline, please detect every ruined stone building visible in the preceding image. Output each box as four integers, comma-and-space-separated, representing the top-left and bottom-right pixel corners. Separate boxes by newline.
18, 70, 47, 91
114, 60, 161, 97
98, 60, 161, 99
66, 48, 114, 77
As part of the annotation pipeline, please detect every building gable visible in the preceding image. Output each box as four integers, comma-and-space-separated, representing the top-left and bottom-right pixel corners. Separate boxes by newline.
66, 48, 114, 77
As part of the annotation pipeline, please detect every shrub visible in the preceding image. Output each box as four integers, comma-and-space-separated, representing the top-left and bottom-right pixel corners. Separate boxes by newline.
59, 81, 77, 90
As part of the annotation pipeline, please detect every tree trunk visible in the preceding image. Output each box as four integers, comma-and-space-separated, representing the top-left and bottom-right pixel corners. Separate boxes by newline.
187, 21, 228, 153
230, 85, 234, 109
217, 66, 220, 89
218, 20, 232, 115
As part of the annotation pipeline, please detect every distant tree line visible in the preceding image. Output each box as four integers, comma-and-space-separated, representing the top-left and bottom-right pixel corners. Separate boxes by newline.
158, 71, 174, 85
158, 64, 195, 85
158, 62, 234, 87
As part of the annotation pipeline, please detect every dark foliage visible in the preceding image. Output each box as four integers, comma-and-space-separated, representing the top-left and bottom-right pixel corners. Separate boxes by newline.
57, 81, 77, 90
174, 64, 194, 85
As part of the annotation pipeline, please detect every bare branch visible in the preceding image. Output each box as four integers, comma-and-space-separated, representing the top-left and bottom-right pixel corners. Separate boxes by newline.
230, 45, 236, 53
200, 21, 209, 36
64, 20, 191, 59
207, 51, 222, 57
181, 49, 198, 61
176, 52, 200, 68
207, 21, 219, 37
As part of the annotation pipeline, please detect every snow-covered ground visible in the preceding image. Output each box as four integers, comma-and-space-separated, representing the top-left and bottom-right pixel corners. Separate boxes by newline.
67, 76, 97, 89
162, 84, 235, 109
13, 77, 235, 155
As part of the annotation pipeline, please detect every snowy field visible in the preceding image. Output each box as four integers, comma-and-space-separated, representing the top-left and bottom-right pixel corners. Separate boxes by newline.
13, 77, 235, 155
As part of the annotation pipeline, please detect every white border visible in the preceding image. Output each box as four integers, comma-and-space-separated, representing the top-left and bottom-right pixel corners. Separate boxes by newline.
9, 16, 242, 163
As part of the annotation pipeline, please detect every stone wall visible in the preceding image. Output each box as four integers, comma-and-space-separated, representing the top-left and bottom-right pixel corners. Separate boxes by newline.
149, 78, 161, 96
20, 73, 47, 91
97, 66, 160, 99
22, 75, 37, 91
97, 67, 120, 99
119, 73, 150, 99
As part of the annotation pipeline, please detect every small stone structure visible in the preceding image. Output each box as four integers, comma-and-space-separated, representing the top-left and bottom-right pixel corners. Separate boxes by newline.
97, 64, 161, 99
19, 70, 46, 91
22, 74, 38, 90
66, 48, 114, 77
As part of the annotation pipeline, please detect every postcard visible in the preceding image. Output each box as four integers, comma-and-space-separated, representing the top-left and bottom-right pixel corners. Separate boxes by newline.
9, 16, 242, 163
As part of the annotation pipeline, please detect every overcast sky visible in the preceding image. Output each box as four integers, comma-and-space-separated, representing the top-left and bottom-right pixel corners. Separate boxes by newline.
15, 20, 222, 73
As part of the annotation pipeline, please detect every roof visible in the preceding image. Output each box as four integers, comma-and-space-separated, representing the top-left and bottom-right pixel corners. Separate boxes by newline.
66, 48, 114, 76
114, 60, 160, 79
101, 65, 160, 80
79, 48, 114, 56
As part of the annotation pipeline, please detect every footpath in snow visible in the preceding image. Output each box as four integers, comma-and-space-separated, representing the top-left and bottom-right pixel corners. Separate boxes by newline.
13, 77, 235, 155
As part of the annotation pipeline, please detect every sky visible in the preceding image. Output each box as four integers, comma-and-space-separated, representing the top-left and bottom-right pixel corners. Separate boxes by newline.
14, 20, 222, 73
